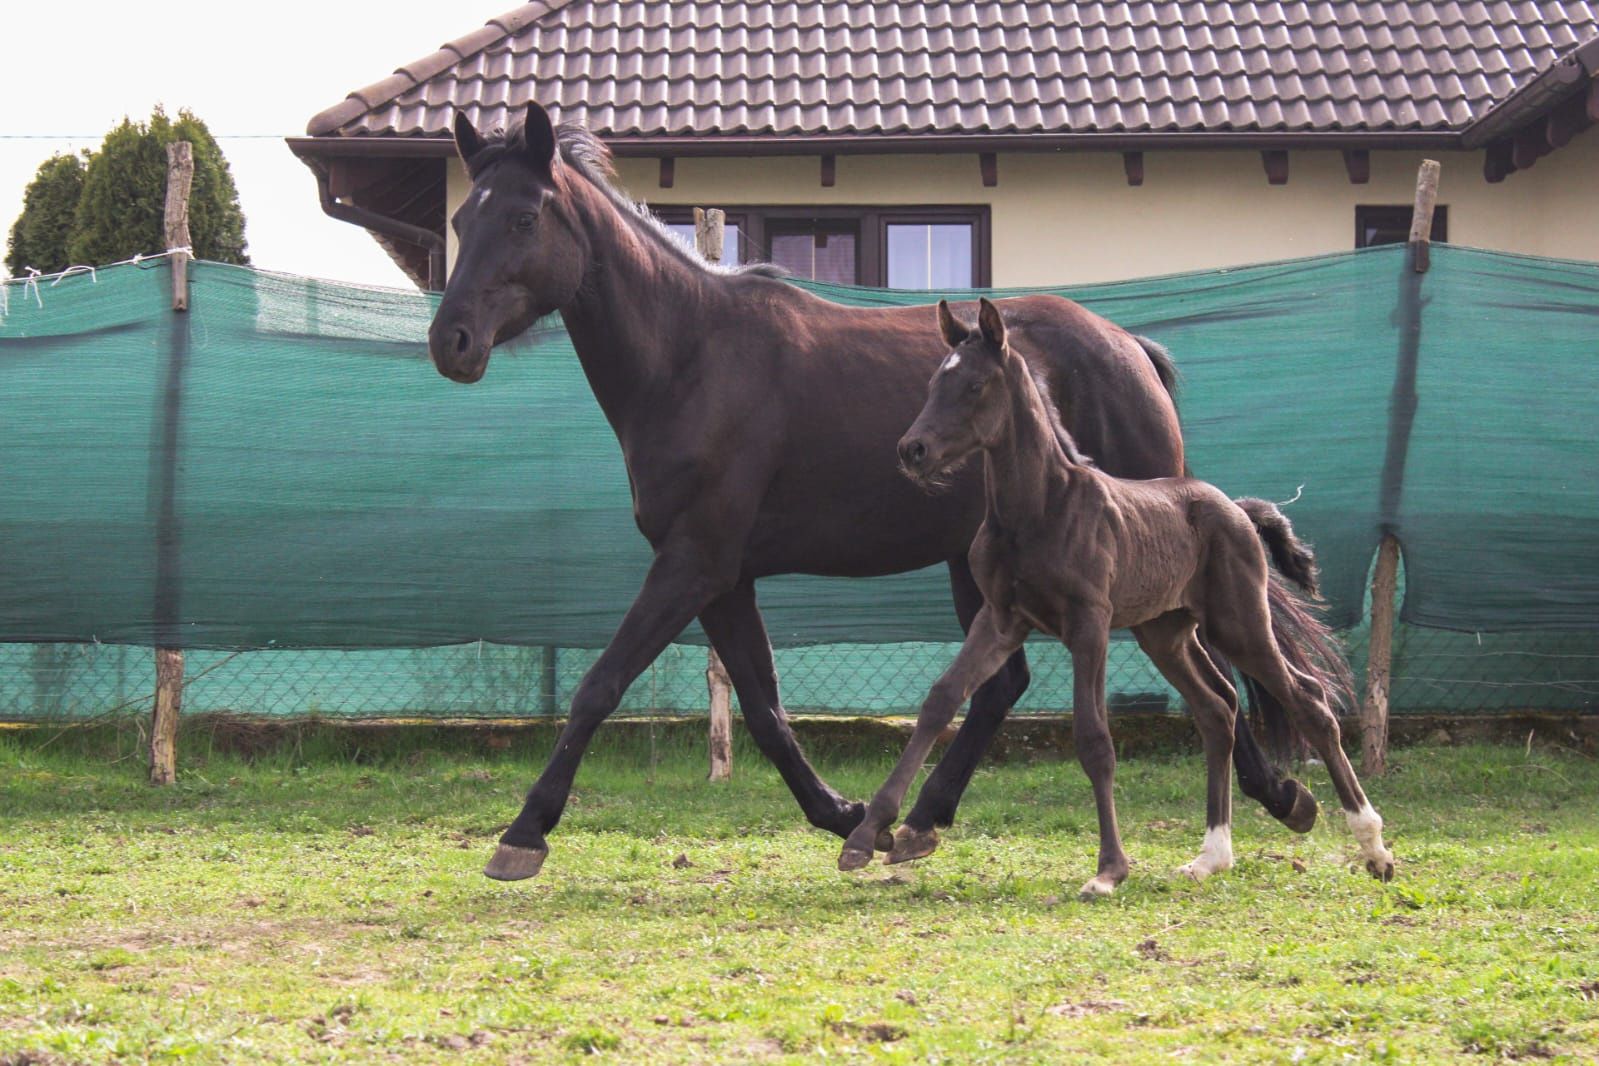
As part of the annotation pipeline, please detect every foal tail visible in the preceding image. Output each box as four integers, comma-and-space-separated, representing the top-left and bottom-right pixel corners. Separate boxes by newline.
1236, 498, 1356, 758
1235, 497, 1317, 596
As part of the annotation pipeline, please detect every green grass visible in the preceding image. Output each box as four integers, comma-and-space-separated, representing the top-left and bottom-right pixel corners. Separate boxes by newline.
1, 729, 1596, 1064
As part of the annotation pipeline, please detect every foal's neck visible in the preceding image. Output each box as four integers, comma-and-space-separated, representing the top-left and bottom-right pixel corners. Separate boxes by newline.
982, 359, 1077, 530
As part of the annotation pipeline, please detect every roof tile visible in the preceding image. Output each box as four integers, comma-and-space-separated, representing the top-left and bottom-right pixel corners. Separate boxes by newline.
306, 1, 1599, 139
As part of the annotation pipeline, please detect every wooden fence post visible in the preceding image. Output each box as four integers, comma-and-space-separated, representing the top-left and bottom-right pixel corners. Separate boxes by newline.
694, 207, 734, 781
1361, 159, 1439, 777
150, 141, 193, 786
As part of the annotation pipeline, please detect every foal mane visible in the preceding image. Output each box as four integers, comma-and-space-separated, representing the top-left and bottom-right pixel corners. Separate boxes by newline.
468, 118, 785, 281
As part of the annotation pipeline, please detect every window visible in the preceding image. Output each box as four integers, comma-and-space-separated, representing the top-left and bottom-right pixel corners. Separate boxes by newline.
1356, 205, 1448, 249
652, 206, 989, 287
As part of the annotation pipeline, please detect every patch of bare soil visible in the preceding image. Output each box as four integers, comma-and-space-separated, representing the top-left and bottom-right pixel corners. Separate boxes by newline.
1047, 999, 1129, 1018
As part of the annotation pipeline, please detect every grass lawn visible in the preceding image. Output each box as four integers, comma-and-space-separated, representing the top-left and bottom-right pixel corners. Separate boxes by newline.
1, 726, 1596, 1064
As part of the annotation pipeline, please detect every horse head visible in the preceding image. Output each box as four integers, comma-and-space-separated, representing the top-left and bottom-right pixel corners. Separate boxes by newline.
428, 102, 589, 383
898, 298, 1012, 486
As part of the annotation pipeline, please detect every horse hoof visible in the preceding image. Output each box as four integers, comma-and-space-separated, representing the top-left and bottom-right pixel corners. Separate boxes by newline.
1078, 874, 1118, 901
838, 847, 874, 872
1176, 861, 1208, 883
885, 826, 940, 866
874, 828, 895, 853
483, 843, 548, 881
1280, 779, 1319, 834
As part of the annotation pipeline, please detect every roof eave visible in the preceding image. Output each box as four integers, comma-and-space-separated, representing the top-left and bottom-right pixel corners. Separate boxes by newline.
1461, 34, 1599, 148
288, 129, 1467, 163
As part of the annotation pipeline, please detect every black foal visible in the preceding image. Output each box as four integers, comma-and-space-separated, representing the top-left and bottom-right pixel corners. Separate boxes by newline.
840, 299, 1395, 897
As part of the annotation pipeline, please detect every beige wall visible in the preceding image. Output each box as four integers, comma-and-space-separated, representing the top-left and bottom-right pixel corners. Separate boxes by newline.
445, 132, 1599, 287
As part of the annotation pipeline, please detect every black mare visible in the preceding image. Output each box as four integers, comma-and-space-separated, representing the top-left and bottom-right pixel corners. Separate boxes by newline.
428, 103, 1314, 881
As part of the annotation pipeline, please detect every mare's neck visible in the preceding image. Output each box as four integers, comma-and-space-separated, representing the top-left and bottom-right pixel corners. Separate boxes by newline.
555, 174, 716, 430
982, 360, 1075, 531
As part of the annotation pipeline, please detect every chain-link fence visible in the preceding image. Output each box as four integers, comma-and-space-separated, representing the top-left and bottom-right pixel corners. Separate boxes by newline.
5, 622, 1595, 724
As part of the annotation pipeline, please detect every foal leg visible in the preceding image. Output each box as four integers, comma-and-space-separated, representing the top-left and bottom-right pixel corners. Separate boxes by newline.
699, 580, 869, 841
1066, 617, 1131, 899
1224, 637, 1396, 881
891, 556, 1032, 864
1136, 615, 1238, 883
839, 606, 1026, 871
1200, 633, 1320, 833
484, 547, 726, 881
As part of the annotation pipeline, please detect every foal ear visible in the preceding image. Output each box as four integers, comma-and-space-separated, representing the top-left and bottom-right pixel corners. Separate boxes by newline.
452, 110, 485, 164
936, 300, 969, 348
522, 101, 559, 174
977, 298, 1007, 350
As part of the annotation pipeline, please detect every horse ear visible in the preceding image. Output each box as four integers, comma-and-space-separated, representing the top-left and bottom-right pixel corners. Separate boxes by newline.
523, 102, 558, 173
936, 300, 969, 348
453, 110, 485, 164
977, 298, 1007, 350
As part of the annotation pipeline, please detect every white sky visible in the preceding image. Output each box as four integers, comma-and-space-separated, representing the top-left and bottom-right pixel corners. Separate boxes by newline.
1, 1, 499, 288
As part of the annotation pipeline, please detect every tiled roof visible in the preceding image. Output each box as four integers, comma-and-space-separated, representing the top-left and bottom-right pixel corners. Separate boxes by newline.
307, 1, 1599, 141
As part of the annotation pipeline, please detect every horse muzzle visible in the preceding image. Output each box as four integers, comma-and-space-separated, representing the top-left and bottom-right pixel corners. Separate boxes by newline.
427, 320, 492, 384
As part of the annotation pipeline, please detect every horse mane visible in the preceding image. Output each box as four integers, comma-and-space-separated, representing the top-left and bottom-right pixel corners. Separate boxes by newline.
467, 117, 786, 281
1023, 362, 1096, 468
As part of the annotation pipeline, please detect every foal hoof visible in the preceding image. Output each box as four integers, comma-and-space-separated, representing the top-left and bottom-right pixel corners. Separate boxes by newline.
1078, 874, 1119, 901
483, 843, 548, 882
1280, 779, 1319, 834
838, 847, 874, 872
885, 826, 940, 866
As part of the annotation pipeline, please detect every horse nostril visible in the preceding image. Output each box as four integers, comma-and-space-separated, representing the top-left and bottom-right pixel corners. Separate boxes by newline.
901, 439, 928, 467
452, 327, 473, 357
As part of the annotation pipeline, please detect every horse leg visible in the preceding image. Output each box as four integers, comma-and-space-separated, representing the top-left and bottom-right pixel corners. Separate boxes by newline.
1136, 616, 1238, 883
484, 547, 727, 881
698, 580, 868, 841
1201, 633, 1319, 833
891, 556, 1031, 864
840, 606, 1026, 871
1067, 619, 1130, 899
1221, 631, 1396, 882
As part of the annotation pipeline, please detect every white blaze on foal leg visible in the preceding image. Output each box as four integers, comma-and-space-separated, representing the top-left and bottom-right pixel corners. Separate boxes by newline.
1177, 824, 1234, 882
1346, 803, 1395, 878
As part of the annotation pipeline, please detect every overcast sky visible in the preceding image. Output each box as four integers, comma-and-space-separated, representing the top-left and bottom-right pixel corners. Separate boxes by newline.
1, 2, 499, 289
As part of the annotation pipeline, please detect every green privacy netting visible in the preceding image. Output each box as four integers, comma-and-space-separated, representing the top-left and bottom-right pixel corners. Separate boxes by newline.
1, 245, 1596, 719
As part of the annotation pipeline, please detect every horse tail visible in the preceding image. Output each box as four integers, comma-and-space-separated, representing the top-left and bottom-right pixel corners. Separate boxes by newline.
1132, 334, 1179, 400
1235, 497, 1318, 596
1233, 499, 1355, 806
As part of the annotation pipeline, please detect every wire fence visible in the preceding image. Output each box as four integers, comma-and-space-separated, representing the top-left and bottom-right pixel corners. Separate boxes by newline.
4, 621, 1595, 724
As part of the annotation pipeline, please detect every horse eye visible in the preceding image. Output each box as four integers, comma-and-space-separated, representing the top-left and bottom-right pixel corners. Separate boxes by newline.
515, 212, 537, 232
966, 380, 984, 395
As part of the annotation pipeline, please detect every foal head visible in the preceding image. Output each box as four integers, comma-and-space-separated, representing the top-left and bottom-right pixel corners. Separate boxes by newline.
897, 298, 1013, 487
428, 102, 591, 383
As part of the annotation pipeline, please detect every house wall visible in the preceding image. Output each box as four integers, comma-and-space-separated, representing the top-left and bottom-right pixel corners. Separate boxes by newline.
444, 133, 1599, 287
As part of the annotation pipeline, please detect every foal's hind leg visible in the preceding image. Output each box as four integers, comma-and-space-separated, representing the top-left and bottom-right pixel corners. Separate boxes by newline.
1135, 614, 1238, 883
1223, 636, 1395, 881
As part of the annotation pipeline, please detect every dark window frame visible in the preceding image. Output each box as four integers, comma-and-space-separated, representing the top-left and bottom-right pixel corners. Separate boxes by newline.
652, 204, 992, 287
1355, 204, 1448, 249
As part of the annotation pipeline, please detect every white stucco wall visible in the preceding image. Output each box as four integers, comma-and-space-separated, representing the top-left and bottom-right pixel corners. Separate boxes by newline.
445, 132, 1599, 287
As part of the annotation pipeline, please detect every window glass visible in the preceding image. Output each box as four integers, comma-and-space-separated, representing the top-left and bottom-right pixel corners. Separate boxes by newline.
664, 222, 741, 264
769, 224, 858, 284
1355, 206, 1448, 249
887, 223, 974, 289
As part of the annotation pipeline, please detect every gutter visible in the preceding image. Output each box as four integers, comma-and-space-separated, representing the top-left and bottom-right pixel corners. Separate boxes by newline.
286, 129, 1465, 162
1462, 35, 1599, 149
302, 155, 447, 291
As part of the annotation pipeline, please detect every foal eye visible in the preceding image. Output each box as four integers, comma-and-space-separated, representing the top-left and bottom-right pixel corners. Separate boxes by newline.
515, 212, 537, 232
966, 380, 984, 395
